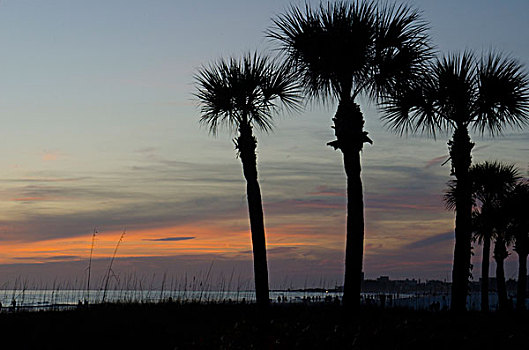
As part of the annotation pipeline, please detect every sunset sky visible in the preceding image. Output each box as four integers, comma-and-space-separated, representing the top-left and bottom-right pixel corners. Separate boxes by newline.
0, 0, 527, 288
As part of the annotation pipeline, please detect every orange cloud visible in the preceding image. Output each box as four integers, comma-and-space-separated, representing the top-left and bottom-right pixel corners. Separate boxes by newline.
42, 151, 60, 161
0, 217, 348, 266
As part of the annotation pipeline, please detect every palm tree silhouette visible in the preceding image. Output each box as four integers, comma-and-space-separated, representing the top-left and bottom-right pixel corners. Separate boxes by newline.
468, 162, 518, 311
505, 181, 529, 310
493, 226, 513, 311
384, 52, 529, 311
446, 161, 520, 311
469, 209, 495, 311
194, 53, 301, 307
269, 1, 431, 310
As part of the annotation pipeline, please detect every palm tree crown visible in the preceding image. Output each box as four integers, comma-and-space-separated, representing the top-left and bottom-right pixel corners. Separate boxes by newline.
383, 52, 529, 136
444, 161, 521, 211
195, 53, 301, 133
506, 181, 529, 242
269, 1, 432, 102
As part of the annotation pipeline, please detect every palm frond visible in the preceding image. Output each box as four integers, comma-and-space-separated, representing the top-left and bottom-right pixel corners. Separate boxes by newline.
380, 75, 445, 137
473, 52, 529, 135
469, 161, 521, 206
369, 1, 433, 99
382, 51, 484, 137
442, 161, 520, 212
443, 179, 458, 211
270, 0, 432, 106
194, 59, 240, 135
269, 1, 379, 101
471, 209, 490, 244
194, 52, 302, 134
269, 3, 335, 101
434, 51, 477, 126
504, 181, 529, 249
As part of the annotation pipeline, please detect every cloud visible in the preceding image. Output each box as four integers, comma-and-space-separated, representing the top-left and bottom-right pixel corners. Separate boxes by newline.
265, 198, 344, 215
11, 197, 51, 202
307, 185, 345, 197
404, 231, 454, 250
14, 255, 81, 262
143, 236, 195, 242
0, 177, 91, 183
238, 246, 299, 255
41, 150, 63, 161
425, 145, 491, 168
425, 155, 449, 169
0, 189, 249, 243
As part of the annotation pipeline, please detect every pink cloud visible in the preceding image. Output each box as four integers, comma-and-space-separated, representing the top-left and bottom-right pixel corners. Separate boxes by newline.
425, 155, 449, 168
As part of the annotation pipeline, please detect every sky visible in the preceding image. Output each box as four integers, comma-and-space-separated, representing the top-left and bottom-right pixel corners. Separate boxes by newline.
0, 0, 527, 289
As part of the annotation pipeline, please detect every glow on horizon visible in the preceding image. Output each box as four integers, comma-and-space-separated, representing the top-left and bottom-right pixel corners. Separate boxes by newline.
0, 0, 527, 285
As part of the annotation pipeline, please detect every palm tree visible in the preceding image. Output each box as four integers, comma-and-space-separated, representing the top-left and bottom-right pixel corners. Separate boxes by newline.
445, 162, 520, 311
505, 181, 529, 310
194, 53, 301, 307
493, 227, 512, 311
384, 52, 529, 311
269, 1, 431, 310
469, 209, 495, 312
463, 162, 519, 311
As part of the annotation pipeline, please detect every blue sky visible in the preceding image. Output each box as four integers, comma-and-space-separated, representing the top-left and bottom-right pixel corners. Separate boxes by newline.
0, 0, 527, 288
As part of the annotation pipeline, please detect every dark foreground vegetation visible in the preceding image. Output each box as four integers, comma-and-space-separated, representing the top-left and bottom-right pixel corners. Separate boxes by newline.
3, 302, 529, 349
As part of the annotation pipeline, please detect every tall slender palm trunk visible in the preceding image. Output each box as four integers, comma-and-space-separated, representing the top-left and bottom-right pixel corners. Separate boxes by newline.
449, 126, 474, 312
343, 149, 364, 310
494, 237, 508, 311
481, 235, 491, 312
328, 100, 371, 311
517, 251, 528, 311
236, 122, 270, 307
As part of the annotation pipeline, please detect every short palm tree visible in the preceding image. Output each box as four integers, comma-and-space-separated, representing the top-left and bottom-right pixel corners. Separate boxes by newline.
469, 209, 496, 311
269, 1, 431, 310
505, 181, 529, 310
450, 162, 520, 311
384, 52, 529, 311
445, 162, 520, 311
194, 53, 301, 307
493, 226, 513, 311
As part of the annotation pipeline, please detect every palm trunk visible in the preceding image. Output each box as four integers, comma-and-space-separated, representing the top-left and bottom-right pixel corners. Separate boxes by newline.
481, 235, 491, 312
494, 237, 508, 311
236, 122, 269, 307
328, 99, 372, 311
516, 251, 527, 311
342, 150, 364, 310
449, 126, 474, 312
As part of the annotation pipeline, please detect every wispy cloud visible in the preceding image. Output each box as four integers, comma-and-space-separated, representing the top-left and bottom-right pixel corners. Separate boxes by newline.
143, 236, 195, 242
10, 197, 52, 202
404, 231, 453, 250
307, 185, 345, 197
425, 155, 449, 169
13, 255, 81, 262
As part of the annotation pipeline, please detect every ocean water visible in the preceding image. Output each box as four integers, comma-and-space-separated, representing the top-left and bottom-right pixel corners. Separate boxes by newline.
0, 289, 517, 311
0, 289, 341, 310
